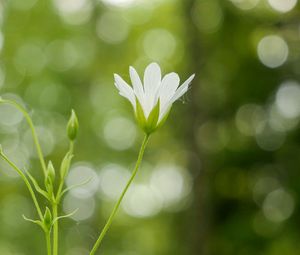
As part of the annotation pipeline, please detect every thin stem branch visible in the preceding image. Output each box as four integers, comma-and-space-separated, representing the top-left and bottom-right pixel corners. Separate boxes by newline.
0, 152, 43, 220
89, 134, 150, 255
46, 231, 52, 255
52, 140, 74, 255
0, 99, 47, 176
52, 204, 58, 255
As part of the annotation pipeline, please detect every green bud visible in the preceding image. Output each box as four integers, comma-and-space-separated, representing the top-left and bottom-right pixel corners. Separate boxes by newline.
67, 109, 79, 141
60, 152, 73, 180
43, 207, 52, 230
47, 161, 55, 182
45, 175, 53, 197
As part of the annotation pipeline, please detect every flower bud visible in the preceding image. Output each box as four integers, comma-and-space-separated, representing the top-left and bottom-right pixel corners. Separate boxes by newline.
67, 109, 79, 141
43, 207, 52, 230
60, 152, 73, 180
47, 161, 55, 183
45, 175, 53, 197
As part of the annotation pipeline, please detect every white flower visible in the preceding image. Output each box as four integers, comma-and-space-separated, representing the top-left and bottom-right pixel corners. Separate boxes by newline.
114, 62, 195, 134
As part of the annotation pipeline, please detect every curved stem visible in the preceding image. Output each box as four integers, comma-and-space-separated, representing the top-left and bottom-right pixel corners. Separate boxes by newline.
46, 231, 52, 255
89, 134, 150, 255
0, 152, 43, 220
0, 99, 47, 176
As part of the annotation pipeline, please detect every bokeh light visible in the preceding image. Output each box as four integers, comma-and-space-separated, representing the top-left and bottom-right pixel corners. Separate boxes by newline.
263, 189, 295, 222
98, 164, 131, 201
53, 0, 93, 25
257, 35, 289, 68
267, 0, 298, 13
63, 194, 96, 221
123, 184, 163, 218
103, 116, 137, 150
142, 29, 177, 61
96, 11, 130, 44
66, 163, 99, 199
229, 0, 260, 10
275, 81, 300, 119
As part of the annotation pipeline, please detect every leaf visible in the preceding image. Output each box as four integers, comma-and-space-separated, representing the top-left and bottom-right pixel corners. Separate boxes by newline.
60, 152, 74, 180
22, 215, 44, 229
26, 171, 50, 200
59, 177, 92, 199
52, 209, 78, 225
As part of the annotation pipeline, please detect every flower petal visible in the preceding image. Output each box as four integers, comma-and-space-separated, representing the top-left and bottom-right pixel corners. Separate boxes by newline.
158, 74, 194, 122
171, 74, 195, 103
159, 72, 180, 110
114, 74, 136, 108
143, 62, 161, 117
129, 66, 144, 104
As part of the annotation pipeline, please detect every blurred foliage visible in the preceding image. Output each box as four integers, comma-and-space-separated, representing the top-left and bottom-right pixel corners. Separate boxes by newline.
0, 0, 300, 254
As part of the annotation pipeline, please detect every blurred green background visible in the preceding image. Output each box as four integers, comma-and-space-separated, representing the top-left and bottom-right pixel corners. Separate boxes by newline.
0, 0, 300, 254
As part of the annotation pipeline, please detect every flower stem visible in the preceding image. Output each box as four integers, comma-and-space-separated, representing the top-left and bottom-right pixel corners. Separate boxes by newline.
52, 204, 58, 255
89, 134, 150, 255
0, 152, 43, 220
52, 141, 74, 255
0, 99, 47, 176
46, 231, 52, 255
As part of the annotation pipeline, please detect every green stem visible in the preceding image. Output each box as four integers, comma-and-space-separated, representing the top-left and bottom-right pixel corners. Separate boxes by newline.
0, 152, 43, 220
52, 141, 74, 255
0, 99, 47, 176
56, 141, 74, 200
52, 204, 58, 255
89, 134, 150, 255
46, 231, 52, 255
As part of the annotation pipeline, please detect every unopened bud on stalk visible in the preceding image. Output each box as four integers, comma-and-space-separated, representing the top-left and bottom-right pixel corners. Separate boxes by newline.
67, 109, 79, 141
45, 175, 53, 197
43, 207, 52, 230
47, 161, 55, 182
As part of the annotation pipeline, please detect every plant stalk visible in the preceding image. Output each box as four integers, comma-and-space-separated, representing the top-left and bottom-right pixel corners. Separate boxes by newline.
52, 204, 58, 255
89, 134, 150, 255
0, 99, 47, 176
46, 231, 52, 255
0, 152, 43, 220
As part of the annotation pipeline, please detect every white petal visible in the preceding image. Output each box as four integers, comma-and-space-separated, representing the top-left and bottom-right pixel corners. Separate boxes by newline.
171, 74, 195, 103
158, 104, 172, 123
129, 66, 144, 104
143, 62, 161, 95
158, 74, 195, 122
143, 63, 161, 117
159, 72, 180, 110
114, 74, 136, 108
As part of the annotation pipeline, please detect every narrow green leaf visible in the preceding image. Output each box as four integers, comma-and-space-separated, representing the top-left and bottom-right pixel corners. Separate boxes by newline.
59, 177, 92, 199
26, 171, 49, 200
60, 152, 74, 180
22, 215, 44, 229
52, 209, 78, 225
